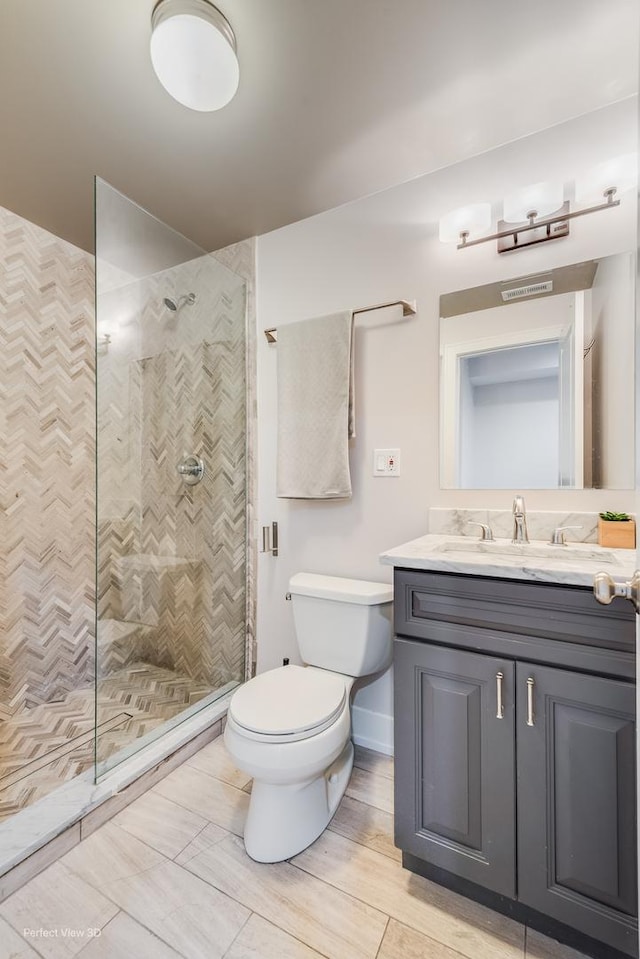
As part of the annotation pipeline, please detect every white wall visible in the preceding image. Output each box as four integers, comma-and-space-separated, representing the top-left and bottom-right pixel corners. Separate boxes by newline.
255, 99, 637, 754
462, 372, 559, 489
591, 252, 635, 487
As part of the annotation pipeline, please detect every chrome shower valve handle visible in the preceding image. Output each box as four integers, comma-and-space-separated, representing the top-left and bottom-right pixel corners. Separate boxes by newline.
177, 455, 205, 485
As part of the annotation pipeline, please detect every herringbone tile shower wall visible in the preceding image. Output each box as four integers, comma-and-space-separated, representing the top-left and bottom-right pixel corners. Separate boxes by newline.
0, 206, 95, 721
97, 255, 248, 693
0, 203, 253, 742
213, 239, 257, 679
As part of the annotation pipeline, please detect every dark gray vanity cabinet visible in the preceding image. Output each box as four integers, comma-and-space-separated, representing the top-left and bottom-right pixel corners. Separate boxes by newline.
393, 568, 637, 959
394, 641, 516, 897
517, 663, 637, 942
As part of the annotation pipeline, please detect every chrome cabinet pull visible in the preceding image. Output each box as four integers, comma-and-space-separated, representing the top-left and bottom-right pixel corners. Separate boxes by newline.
526, 677, 535, 726
496, 671, 504, 719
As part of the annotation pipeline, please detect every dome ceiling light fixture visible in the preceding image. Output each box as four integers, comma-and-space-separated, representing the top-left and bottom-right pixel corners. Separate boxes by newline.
150, 0, 239, 112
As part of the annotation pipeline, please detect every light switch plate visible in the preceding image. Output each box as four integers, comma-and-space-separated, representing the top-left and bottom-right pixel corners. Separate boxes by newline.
373, 449, 400, 476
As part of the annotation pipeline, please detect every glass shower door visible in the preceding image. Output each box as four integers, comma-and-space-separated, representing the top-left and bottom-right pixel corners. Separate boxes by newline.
94, 179, 247, 776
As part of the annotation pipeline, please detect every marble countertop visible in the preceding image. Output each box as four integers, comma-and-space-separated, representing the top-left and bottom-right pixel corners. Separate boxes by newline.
380, 533, 637, 588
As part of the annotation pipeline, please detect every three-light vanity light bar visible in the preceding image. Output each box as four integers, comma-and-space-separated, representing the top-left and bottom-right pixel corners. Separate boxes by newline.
457, 188, 619, 253
439, 156, 636, 254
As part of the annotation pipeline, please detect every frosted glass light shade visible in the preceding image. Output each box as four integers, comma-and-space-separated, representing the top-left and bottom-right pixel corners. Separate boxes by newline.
150, 0, 239, 112
439, 204, 492, 243
503, 182, 564, 223
575, 154, 637, 205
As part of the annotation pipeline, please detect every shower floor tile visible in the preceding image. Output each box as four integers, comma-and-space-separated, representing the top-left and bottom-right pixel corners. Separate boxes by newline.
0, 664, 213, 823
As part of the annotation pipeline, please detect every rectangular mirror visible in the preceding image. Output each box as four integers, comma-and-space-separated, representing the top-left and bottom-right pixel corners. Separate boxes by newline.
439, 253, 634, 489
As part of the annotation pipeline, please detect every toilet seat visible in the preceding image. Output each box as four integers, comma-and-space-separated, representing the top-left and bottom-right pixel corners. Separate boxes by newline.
228, 665, 347, 743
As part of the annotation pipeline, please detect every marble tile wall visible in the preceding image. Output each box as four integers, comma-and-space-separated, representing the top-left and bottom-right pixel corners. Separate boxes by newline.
0, 206, 95, 720
0, 203, 256, 724
97, 252, 249, 692
212, 238, 257, 679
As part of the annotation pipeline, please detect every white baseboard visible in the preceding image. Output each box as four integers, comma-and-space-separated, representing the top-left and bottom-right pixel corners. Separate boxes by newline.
351, 705, 394, 756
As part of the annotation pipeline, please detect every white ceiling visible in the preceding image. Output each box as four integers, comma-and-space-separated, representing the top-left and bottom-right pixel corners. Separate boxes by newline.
0, 0, 637, 254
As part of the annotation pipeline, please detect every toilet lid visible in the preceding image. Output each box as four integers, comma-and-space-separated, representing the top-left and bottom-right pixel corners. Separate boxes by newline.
229, 665, 347, 738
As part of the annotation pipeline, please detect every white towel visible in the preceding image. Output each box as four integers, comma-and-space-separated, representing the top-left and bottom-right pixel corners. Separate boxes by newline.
276, 311, 354, 499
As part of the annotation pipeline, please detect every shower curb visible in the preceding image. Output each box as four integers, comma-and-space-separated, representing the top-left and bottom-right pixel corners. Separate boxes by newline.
0, 695, 231, 902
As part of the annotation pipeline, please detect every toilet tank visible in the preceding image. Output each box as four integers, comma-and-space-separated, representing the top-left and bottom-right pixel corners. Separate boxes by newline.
288, 573, 393, 677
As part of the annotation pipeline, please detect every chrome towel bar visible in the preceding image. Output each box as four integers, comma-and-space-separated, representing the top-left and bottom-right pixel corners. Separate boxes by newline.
264, 298, 417, 343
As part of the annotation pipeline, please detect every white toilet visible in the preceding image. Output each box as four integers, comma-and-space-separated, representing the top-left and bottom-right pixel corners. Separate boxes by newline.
224, 571, 393, 862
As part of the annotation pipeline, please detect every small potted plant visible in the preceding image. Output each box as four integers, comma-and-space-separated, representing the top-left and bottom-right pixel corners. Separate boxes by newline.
598, 511, 636, 549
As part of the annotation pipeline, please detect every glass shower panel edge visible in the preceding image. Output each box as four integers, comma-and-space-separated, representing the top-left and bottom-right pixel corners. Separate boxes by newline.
94, 178, 247, 779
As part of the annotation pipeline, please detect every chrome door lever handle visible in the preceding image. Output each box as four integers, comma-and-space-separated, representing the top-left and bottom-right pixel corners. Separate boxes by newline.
593, 570, 640, 613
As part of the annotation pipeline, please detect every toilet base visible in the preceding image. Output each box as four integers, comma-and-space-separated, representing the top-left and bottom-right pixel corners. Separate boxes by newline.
243, 740, 354, 863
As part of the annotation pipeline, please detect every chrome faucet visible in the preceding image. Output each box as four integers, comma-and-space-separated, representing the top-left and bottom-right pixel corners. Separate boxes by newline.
512, 495, 529, 544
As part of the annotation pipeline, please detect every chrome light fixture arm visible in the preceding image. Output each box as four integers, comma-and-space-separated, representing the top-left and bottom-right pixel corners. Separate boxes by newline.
457, 189, 619, 251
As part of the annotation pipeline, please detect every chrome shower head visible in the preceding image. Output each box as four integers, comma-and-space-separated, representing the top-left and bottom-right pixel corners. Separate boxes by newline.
163, 292, 196, 313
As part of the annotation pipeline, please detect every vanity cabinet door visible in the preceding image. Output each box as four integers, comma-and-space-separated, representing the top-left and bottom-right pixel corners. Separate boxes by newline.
516, 663, 637, 958
394, 639, 516, 897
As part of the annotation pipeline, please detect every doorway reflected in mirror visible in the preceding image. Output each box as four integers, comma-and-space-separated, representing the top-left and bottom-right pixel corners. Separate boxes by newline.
439, 253, 634, 490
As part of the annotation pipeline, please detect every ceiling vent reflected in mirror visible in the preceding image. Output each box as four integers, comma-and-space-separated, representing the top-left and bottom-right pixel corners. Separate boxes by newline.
501, 281, 553, 302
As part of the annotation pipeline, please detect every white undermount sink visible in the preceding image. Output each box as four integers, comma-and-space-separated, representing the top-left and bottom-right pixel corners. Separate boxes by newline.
434, 539, 622, 566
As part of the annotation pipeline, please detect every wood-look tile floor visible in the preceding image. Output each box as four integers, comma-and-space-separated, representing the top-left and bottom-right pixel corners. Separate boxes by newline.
0, 664, 213, 823
0, 739, 590, 959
